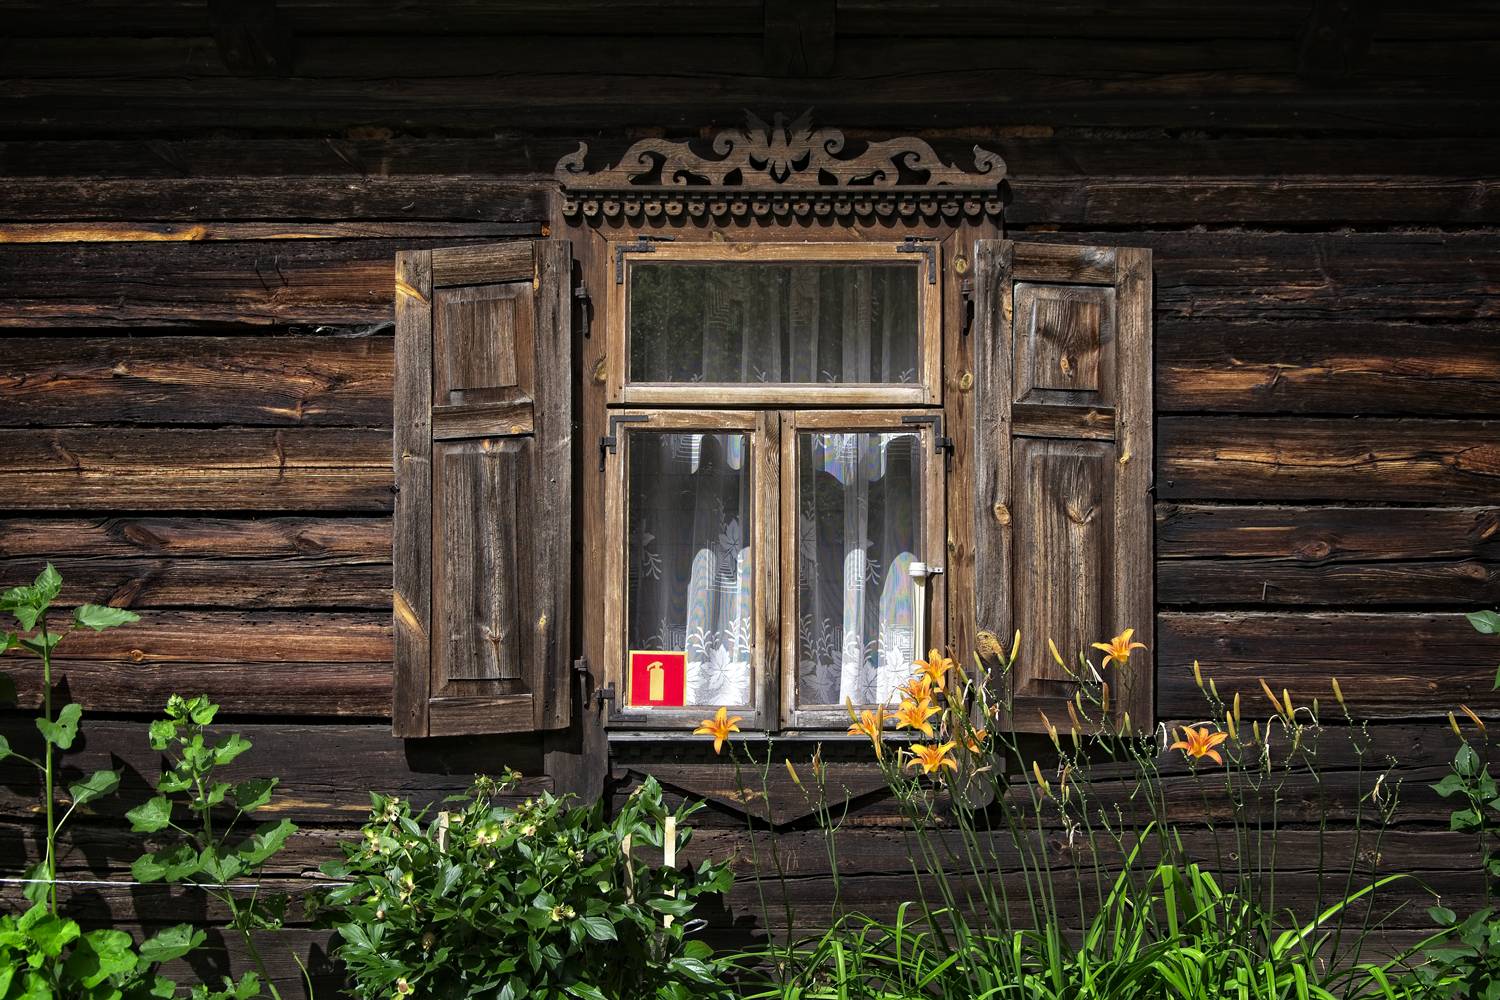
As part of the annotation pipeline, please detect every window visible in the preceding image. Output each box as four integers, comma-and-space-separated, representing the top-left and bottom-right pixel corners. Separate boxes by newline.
601, 240, 947, 731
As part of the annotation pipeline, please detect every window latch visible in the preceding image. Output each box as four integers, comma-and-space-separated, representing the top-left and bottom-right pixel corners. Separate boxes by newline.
960, 276, 975, 337
897, 235, 939, 284
901, 413, 954, 456
573, 285, 593, 338
599, 414, 649, 470
615, 234, 676, 283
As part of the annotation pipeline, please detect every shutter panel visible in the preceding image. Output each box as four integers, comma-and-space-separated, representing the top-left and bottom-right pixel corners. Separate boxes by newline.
393, 241, 573, 737
972, 240, 1153, 732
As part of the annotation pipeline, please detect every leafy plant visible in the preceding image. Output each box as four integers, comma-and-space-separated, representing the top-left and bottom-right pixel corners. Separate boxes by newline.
0, 903, 202, 1000
128, 695, 301, 1000
0, 563, 139, 913
319, 772, 733, 1000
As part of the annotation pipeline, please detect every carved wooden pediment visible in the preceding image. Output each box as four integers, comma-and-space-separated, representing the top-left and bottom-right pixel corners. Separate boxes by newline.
556, 111, 1006, 221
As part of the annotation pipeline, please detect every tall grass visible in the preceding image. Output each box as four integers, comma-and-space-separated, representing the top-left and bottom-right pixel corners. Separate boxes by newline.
723, 632, 1453, 999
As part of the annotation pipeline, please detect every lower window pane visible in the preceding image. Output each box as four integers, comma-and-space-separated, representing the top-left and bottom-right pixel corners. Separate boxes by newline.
796, 430, 925, 708
628, 432, 753, 708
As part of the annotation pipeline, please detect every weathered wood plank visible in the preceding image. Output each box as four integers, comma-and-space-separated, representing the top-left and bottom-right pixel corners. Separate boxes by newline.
1159, 611, 1498, 717
0, 221, 539, 242
0, 515, 389, 559
0, 720, 546, 823
0, 239, 484, 327
1157, 322, 1500, 416
2, 429, 392, 511
1157, 505, 1500, 606
1157, 417, 1500, 503
1, 335, 393, 427
0, 177, 547, 222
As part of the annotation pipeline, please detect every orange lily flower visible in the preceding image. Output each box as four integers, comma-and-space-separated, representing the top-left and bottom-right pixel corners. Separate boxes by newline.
913, 649, 956, 691
893, 697, 941, 737
846, 701, 887, 759
1092, 628, 1146, 668
1170, 725, 1229, 765
965, 728, 989, 754
899, 674, 935, 704
905, 741, 959, 775
693, 706, 742, 755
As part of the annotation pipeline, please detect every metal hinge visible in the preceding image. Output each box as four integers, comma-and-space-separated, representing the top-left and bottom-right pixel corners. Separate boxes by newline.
614, 234, 676, 282
599, 413, 649, 470
595, 682, 616, 710
897, 236, 939, 284
902, 413, 954, 455
573, 285, 592, 338
960, 275, 975, 337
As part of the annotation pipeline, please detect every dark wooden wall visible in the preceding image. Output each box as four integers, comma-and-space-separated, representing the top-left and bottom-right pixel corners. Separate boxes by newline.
2, 1, 1499, 993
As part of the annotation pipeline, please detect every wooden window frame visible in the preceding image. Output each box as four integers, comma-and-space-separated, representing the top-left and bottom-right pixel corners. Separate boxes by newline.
779, 410, 947, 732
602, 409, 781, 731
607, 239, 944, 407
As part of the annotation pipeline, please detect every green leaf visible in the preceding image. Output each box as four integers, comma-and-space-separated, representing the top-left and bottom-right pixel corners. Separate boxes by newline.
33, 565, 62, 607
66, 928, 136, 987
1470, 610, 1500, 635
26, 911, 80, 958
577, 915, 617, 942
1431, 904, 1458, 926
19, 632, 62, 656
67, 769, 120, 808
236, 819, 295, 869
126, 796, 173, 834
72, 604, 140, 632
36, 702, 82, 749
132, 844, 200, 884
0, 734, 9, 761
230, 777, 276, 812
212, 733, 252, 767
136, 924, 205, 965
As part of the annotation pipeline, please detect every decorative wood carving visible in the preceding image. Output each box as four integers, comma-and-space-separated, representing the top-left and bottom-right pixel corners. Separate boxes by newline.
556, 111, 1005, 221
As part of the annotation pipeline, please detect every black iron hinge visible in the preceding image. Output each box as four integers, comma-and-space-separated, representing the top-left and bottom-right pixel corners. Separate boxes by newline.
574, 285, 592, 338
614, 234, 676, 282
599, 413, 649, 470
595, 682, 616, 710
897, 235, 939, 284
902, 413, 954, 455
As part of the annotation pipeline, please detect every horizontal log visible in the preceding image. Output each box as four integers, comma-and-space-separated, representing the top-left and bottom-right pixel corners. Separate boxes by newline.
0, 720, 548, 824
0, 515, 392, 610
3, 72, 1492, 134
19, 610, 388, 662
1157, 322, 1500, 415
2, 429, 392, 511
0, 238, 483, 327
1157, 417, 1500, 503
1158, 611, 1499, 717
0, 221, 540, 242
1156, 505, 1500, 606
1, 335, 392, 427
0, 178, 547, 223
7, 232, 1496, 330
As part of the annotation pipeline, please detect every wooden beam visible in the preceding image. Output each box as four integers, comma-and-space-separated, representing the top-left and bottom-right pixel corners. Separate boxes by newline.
207, 0, 297, 77
764, 0, 836, 77
1298, 0, 1379, 82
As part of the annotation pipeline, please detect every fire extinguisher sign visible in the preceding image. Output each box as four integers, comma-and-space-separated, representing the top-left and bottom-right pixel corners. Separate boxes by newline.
628, 650, 687, 708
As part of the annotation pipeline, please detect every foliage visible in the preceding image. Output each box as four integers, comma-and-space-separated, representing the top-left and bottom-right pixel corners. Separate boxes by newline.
129, 695, 301, 1000
0, 903, 202, 1000
0, 563, 139, 912
319, 773, 734, 1000
720, 636, 1436, 999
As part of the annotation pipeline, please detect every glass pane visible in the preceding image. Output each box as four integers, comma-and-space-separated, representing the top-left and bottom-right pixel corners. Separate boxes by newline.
629, 263, 920, 385
795, 430, 925, 707
627, 431, 753, 708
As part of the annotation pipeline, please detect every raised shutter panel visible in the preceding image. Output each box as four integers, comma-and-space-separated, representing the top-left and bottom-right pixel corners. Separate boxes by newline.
393, 241, 573, 737
973, 240, 1153, 733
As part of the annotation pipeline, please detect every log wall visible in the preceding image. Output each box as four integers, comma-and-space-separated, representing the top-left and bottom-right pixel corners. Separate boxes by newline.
2, 2, 1498, 993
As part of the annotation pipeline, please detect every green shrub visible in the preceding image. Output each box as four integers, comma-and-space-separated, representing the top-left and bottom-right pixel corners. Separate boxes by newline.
319, 773, 733, 1000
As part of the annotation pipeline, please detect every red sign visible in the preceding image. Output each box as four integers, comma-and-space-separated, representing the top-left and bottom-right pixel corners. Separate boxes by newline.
629, 650, 686, 708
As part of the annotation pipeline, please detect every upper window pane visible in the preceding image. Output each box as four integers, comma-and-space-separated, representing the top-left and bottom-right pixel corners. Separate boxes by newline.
629, 262, 920, 385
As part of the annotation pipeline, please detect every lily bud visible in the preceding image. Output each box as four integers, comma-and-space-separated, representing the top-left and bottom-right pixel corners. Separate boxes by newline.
785, 759, 803, 789
1450, 712, 1463, 738
1032, 760, 1051, 797
1461, 704, 1487, 734
1331, 677, 1345, 708
1193, 660, 1204, 690
1232, 692, 1242, 726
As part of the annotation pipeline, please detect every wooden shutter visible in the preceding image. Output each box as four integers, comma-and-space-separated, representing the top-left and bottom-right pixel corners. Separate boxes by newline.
972, 240, 1153, 732
392, 241, 573, 737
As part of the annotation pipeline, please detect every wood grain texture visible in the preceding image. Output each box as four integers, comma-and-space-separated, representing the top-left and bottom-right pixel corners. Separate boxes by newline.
0, 334, 393, 427
1157, 417, 1500, 503
391, 250, 433, 736
2, 428, 392, 511
1159, 612, 1498, 718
